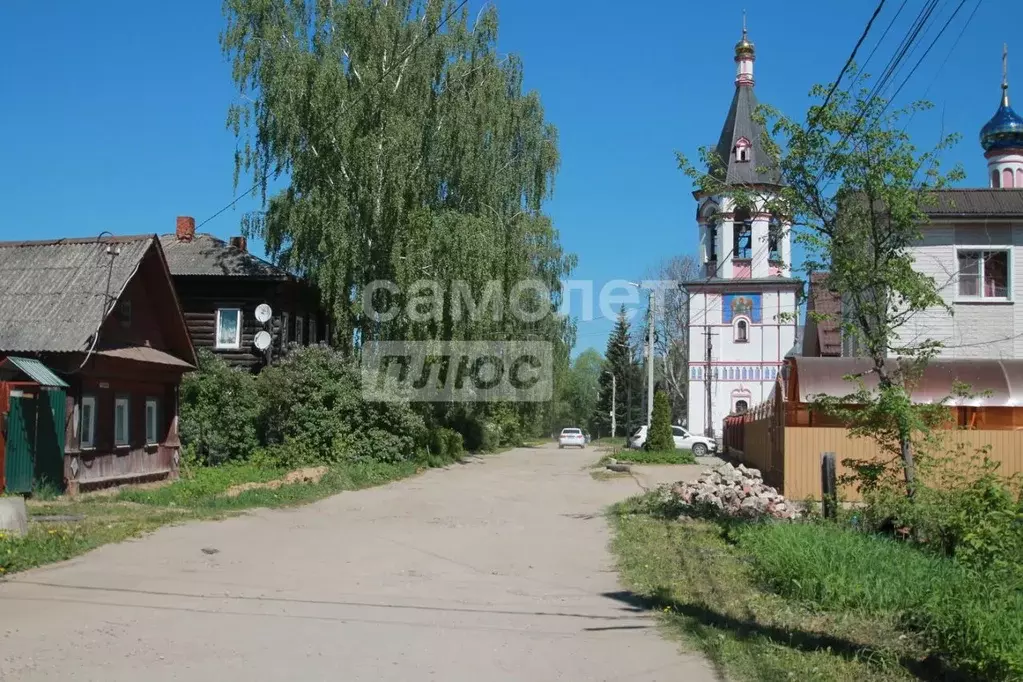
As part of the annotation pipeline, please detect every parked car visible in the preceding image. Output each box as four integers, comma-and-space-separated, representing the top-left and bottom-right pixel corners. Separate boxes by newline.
628, 425, 717, 457
558, 427, 586, 449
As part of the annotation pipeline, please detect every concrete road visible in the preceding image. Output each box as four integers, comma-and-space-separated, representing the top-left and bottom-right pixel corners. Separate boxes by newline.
0, 444, 715, 682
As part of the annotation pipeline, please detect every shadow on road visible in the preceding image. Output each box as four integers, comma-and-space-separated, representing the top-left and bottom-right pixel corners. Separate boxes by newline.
601, 590, 977, 682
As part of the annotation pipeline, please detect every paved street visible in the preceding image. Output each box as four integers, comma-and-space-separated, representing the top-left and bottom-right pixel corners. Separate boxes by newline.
0, 444, 714, 681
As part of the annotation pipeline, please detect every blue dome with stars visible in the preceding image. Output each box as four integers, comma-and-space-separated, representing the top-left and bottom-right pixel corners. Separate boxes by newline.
981, 97, 1023, 152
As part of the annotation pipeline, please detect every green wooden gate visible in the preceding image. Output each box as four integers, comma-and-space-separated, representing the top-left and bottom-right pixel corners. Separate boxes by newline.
4, 391, 37, 494
36, 388, 66, 489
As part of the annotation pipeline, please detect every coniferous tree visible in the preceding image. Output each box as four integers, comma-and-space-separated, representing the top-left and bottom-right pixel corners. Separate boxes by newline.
646, 391, 674, 452
593, 306, 641, 438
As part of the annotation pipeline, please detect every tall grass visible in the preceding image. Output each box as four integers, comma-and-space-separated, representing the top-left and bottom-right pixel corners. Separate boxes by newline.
737, 522, 1023, 680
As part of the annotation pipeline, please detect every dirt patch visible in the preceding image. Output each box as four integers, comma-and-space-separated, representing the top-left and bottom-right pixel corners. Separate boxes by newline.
222, 467, 328, 498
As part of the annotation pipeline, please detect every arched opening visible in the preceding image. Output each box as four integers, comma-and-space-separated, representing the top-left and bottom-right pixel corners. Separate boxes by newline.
993, 169, 1001, 188
768, 213, 782, 261
733, 208, 752, 260
735, 399, 749, 414
1004, 168, 1015, 188
1016, 169, 1022, 188
734, 137, 751, 163
736, 319, 749, 343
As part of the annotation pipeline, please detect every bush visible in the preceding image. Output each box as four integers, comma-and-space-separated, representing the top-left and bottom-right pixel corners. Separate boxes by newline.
645, 391, 674, 452
857, 455, 1023, 580
738, 521, 1023, 680
428, 427, 464, 458
179, 350, 261, 464
257, 346, 425, 468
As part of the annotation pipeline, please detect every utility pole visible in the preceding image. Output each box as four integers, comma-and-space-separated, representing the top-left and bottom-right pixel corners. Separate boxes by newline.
704, 327, 714, 439
603, 370, 617, 438
646, 290, 654, 428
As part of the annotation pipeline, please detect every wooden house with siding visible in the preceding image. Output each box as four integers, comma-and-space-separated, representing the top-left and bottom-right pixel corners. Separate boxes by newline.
0, 235, 196, 494
160, 217, 326, 371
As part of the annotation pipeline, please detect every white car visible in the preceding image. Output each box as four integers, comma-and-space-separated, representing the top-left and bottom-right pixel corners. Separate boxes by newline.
558, 427, 586, 449
628, 425, 716, 457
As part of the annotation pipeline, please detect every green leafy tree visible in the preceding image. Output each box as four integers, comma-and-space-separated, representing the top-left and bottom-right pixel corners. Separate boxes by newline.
646, 390, 674, 452
679, 67, 964, 495
553, 347, 602, 431
221, 0, 575, 439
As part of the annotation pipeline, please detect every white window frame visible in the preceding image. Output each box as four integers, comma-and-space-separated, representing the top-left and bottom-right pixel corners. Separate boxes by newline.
295, 316, 305, 346
80, 395, 96, 449
281, 312, 290, 346
309, 318, 318, 344
145, 397, 159, 445
955, 247, 1013, 302
215, 308, 243, 349
114, 395, 130, 447
734, 317, 750, 343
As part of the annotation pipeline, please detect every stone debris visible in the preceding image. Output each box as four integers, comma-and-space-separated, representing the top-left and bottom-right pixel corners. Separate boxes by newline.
659, 462, 798, 520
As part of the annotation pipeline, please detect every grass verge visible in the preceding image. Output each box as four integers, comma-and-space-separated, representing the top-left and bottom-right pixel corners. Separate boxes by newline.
609, 494, 950, 682
615, 449, 697, 465
1, 455, 459, 576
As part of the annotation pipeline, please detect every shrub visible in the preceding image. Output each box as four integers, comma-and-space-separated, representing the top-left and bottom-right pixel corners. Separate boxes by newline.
645, 391, 674, 452
857, 454, 1023, 580
179, 350, 261, 464
444, 428, 464, 456
257, 346, 425, 467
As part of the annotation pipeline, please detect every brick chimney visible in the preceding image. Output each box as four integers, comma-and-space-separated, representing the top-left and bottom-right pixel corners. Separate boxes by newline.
229, 236, 247, 252
176, 216, 196, 242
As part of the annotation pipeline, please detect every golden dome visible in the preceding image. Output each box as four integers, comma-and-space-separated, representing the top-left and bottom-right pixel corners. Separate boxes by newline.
735, 32, 755, 59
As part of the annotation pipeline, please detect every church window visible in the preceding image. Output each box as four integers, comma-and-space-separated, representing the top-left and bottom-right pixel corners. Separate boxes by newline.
992, 169, 1001, 188
735, 319, 749, 343
735, 399, 749, 413
734, 137, 751, 163
769, 214, 782, 261
708, 222, 718, 261
1004, 168, 1015, 188
733, 209, 752, 259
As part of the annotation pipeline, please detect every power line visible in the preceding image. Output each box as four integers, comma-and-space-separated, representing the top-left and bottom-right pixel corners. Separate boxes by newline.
196, 0, 471, 230
884, 0, 973, 111
809, 0, 888, 132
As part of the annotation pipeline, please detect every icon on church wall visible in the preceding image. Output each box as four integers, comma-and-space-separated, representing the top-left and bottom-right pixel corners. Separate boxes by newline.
722, 293, 762, 323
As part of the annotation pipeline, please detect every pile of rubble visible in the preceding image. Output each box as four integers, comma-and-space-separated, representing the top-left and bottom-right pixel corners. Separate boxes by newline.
663, 462, 798, 520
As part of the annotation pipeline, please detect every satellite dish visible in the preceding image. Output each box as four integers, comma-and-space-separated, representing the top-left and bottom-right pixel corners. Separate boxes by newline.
254, 303, 273, 324
254, 330, 272, 351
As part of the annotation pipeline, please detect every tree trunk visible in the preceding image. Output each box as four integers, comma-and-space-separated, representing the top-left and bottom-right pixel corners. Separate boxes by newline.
899, 428, 917, 499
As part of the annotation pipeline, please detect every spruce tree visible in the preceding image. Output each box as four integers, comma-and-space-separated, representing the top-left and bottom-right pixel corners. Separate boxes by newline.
646, 391, 674, 452
593, 306, 640, 437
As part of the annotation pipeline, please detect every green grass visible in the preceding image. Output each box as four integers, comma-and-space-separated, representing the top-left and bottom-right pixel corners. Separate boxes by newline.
615, 449, 697, 465
1, 455, 460, 576
610, 495, 1023, 681
610, 494, 948, 682
738, 523, 1023, 681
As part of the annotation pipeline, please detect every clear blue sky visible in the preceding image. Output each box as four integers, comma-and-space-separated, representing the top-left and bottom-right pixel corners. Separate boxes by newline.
0, 1, 1015, 355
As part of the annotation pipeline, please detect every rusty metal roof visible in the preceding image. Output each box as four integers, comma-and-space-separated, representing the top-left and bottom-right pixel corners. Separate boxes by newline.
791, 356, 1023, 406
0, 236, 156, 353
160, 233, 290, 278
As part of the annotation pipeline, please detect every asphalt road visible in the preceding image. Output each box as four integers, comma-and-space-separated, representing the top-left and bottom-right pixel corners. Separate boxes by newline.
0, 444, 714, 681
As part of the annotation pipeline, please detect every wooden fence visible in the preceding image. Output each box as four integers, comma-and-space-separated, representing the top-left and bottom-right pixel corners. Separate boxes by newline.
725, 423, 1023, 501
779, 428, 1023, 500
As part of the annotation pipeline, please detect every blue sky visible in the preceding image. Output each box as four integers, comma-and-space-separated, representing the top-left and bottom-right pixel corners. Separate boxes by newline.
0, 1, 1014, 355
